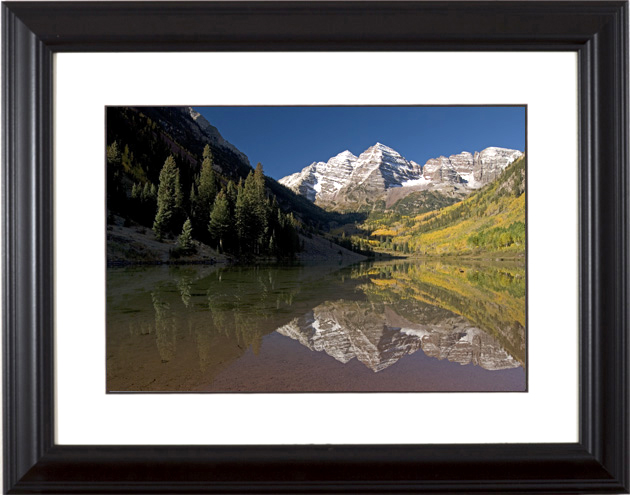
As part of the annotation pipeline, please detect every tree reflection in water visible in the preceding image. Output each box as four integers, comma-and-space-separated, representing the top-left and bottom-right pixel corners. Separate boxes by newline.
107, 260, 525, 391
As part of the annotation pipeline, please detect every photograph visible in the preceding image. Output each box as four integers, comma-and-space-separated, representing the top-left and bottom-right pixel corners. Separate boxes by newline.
106, 105, 527, 393
6, 1, 627, 492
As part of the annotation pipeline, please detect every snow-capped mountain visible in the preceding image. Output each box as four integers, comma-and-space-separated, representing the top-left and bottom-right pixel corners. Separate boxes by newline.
280, 143, 422, 203
275, 301, 520, 372
279, 149, 359, 202
279, 143, 523, 207
419, 147, 524, 189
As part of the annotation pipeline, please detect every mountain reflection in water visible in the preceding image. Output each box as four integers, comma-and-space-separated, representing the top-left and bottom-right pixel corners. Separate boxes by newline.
107, 260, 526, 392
278, 304, 520, 373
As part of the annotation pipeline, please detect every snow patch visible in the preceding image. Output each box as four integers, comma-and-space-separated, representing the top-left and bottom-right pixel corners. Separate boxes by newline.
401, 327, 430, 339
402, 176, 430, 187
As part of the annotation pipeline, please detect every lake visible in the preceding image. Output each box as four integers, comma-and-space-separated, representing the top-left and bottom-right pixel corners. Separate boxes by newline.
107, 260, 526, 392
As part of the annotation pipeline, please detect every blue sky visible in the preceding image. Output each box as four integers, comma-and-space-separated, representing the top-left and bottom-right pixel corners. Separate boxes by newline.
193, 106, 526, 181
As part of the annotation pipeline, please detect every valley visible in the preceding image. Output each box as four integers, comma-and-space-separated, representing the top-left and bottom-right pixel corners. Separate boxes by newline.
107, 106, 525, 264
105, 105, 527, 393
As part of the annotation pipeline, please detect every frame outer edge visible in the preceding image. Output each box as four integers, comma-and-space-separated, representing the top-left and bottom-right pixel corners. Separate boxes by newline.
611, 1, 629, 487
2, 4, 54, 493
1, 1, 629, 494
599, 2, 628, 486
579, 1, 629, 489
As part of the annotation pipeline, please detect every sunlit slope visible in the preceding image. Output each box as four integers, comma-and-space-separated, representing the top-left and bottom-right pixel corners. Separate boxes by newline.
352, 261, 526, 365
365, 155, 526, 256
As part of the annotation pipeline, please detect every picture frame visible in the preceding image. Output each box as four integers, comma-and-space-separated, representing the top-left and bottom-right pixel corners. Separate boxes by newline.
3, 1, 628, 493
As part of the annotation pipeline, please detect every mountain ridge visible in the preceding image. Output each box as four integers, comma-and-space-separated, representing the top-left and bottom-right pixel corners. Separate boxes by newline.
363, 154, 527, 257
279, 143, 523, 210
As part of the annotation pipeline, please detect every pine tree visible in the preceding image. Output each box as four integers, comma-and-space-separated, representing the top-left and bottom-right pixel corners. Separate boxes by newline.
122, 144, 132, 172
141, 182, 157, 226
253, 162, 265, 195
252, 163, 270, 252
142, 182, 151, 202
153, 155, 183, 240
208, 191, 231, 252
234, 179, 250, 253
199, 145, 217, 205
106, 141, 125, 212
203, 144, 213, 160
189, 183, 197, 206
195, 145, 217, 240
178, 217, 195, 254
225, 180, 237, 215
107, 142, 121, 165
235, 171, 265, 255
174, 172, 184, 212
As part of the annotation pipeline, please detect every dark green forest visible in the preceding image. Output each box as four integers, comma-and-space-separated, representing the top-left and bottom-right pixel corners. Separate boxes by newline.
107, 108, 303, 259
108, 141, 301, 259
106, 107, 369, 261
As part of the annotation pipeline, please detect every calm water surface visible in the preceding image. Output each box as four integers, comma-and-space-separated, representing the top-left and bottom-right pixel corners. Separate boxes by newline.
107, 260, 526, 392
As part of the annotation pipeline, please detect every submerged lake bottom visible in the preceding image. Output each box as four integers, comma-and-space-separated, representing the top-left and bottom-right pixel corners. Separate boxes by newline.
107, 260, 526, 393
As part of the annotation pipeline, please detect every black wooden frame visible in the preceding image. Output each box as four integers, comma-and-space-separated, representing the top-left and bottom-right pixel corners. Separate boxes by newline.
3, 1, 629, 493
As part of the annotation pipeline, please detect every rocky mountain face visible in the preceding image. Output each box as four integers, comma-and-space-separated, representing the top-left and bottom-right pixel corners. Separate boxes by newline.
280, 150, 359, 202
279, 143, 523, 209
275, 300, 521, 372
280, 143, 422, 204
424, 147, 525, 188
136, 106, 251, 177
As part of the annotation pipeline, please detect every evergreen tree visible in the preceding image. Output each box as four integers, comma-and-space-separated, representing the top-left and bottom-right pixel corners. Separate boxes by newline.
142, 182, 152, 202
121, 144, 134, 173
194, 145, 218, 240
140, 181, 157, 226
153, 155, 183, 240
107, 141, 121, 165
199, 145, 217, 204
203, 144, 213, 160
174, 172, 184, 212
209, 191, 231, 252
225, 180, 237, 216
178, 217, 195, 254
131, 183, 140, 199
189, 183, 197, 207
106, 141, 125, 214
275, 211, 300, 258
253, 162, 265, 195
267, 197, 282, 257
252, 163, 270, 252
234, 178, 251, 254
234, 170, 269, 255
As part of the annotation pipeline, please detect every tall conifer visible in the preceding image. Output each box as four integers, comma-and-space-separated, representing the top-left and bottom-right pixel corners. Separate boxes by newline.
153, 155, 182, 240
209, 191, 231, 252
178, 217, 195, 254
195, 144, 217, 239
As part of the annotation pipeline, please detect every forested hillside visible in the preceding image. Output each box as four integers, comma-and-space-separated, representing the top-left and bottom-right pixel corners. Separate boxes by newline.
362, 155, 526, 257
107, 108, 305, 260
353, 261, 526, 365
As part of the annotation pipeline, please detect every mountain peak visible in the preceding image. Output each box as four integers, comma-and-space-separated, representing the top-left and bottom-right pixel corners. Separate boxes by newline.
280, 143, 523, 207
333, 150, 358, 161
371, 142, 395, 152
278, 143, 423, 205
188, 107, 202, 121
